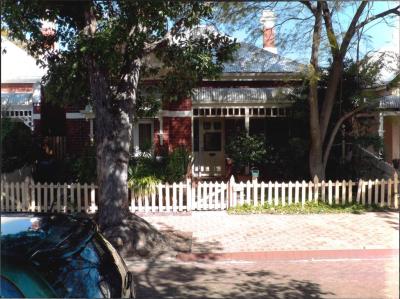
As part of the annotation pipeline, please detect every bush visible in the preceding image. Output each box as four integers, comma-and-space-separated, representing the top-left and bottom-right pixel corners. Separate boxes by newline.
1, 119, 37, 172
165, 147, 191, 183
128, 155, 164, 195
225, 133, 266, 173
71, 146, 97, 183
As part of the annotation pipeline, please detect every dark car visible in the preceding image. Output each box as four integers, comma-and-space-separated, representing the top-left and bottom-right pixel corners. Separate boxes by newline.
0, 213, 136, 298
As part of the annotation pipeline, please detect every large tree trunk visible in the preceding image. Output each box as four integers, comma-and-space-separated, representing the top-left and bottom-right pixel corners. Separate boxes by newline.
308, 2, 325, 180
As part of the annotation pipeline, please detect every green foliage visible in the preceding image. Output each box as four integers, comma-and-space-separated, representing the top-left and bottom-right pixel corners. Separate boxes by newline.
350, 134, 383, 153
1, 1, 238, 106
225, 133, 266, 172
71, 146, 97, 183
165, 147, 191, 183
1, 120, 36, 173
127, 156, 163, 195
228, 201, 393, 215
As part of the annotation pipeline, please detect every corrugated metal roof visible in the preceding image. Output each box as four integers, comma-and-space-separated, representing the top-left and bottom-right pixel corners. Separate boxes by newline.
1, 92, 36, 105
223, 43, 305, 73
192, 87, 293, 103
379, 95, 400, 109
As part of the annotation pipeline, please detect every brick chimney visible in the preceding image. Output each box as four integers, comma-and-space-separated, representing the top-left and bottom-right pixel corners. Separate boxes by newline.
41, 20, 57, 50
260, 10, 277, 54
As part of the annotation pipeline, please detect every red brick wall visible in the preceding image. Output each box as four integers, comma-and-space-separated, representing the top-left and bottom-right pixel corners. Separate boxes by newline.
162, 117, 192, 152
162, 98, 192, 111
1, 83, 34, 93
66, 119, 90, 155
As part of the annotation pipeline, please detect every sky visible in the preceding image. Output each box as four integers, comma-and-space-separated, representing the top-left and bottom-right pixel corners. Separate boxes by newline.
220, 1, 399, 66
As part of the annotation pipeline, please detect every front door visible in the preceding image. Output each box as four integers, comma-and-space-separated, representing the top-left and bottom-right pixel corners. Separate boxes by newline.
195, 119, 225, 177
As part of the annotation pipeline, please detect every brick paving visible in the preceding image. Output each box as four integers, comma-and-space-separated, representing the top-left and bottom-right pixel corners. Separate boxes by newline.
139, 211, 399, 254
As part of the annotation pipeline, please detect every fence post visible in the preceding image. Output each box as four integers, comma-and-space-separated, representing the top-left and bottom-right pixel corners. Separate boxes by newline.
228, 176, 235, 208
394, 172, 399, 209
313, 176, 319, 204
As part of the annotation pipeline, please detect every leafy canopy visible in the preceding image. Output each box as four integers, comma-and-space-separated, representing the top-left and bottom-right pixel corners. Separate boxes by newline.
1, 1, 238, 111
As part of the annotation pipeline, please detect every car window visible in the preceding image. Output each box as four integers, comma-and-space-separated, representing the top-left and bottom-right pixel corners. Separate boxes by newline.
0, 276, 24, 298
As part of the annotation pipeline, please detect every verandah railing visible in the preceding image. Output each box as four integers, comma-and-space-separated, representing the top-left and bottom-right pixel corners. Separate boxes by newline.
1, 174, 399, 214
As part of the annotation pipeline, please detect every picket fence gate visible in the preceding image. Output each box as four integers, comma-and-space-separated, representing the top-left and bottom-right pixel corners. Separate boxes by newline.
1, 174, 399, 214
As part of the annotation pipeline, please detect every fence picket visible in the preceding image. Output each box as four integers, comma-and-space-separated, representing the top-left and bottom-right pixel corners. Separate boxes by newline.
90, 184, 96, 213
83, 183, 89, 212
268, 181, 273, 205
36, 183, 41, 212
274, 182, 279, 206
341, 180, 346, 206
374, 179, 379, 206
76, 183, 81, 212
197, 182, 202, 210
56, 184, 61, 212
10, 182, 15, 212
288, 181, 292, 205
158, 183, 163, 212
29, 180, 35, 212
328, 180, 333, 205
187, 179, 192, 211
367, 180, 372, 206
394, 173, 399, 209
172, 182, 177, 212
334, 181, 339, 205
63, 183, 68, 213
301, 181, 306, 207
0, 181, 4, 211
380, 179, 385, 207
356, 180, 362, 204
221, 182, 226, 210
361, 180, 366, 205
313, 176, 319, 203
178, 182, 184, 211
281, 182, 286, 206
294, 181, 299, 204
348, 180, 353, 203
70, 184, 75, 213
321, 180, 326, 203
165, 183, 171, 212
144, 192, 149, 213
5, 182, 10, 211
209, 182, 214, 209
253, 181, 258, 206
308, 181, 312, 202
387, 178, 392, 208
16, 182, 21, 211
246, 181, 251, 205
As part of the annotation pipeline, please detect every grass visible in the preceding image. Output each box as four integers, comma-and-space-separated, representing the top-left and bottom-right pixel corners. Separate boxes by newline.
227, 201, 396, 215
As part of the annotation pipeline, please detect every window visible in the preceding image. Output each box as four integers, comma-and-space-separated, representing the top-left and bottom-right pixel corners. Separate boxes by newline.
138, 123, 152, 151
204, 132, 221, 151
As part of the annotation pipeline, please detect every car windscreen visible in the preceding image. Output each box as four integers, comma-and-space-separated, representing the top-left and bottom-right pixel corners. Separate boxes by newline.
0, 276, 24, 298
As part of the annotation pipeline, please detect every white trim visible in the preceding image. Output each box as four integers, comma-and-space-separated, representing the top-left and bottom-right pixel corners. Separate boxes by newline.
32, 114, 41, 120
161, 110, 192, 117
66, 112, 86, 119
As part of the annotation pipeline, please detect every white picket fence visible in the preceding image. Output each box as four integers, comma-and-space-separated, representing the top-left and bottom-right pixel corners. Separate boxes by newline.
1, 174, 399, 214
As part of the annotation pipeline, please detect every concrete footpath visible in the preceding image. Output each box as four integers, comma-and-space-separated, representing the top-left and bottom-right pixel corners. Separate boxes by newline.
136, 211, 399, 257
127, 211, 399, 299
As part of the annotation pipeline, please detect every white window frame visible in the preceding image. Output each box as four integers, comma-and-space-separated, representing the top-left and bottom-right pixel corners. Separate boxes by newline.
132, 119, 154, 157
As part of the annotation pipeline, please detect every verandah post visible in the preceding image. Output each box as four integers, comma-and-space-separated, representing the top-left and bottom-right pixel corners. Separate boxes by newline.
394, 172, 399, 209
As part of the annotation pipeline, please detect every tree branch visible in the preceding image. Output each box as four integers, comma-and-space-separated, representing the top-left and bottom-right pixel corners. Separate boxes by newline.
339, 2, 368, 57
321, 1, 339, 58
354, 5, 400, 32
323, 103, 376, 170
300, 1, 316, 15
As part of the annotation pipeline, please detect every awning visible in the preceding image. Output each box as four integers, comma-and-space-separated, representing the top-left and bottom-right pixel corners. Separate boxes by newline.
192, 87, 293, 104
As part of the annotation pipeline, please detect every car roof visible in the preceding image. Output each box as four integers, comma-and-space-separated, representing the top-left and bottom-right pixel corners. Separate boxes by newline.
1, 213, 96, 260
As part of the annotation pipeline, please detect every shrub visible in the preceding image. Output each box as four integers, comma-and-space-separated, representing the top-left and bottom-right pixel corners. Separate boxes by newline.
165, 147, 191, 183
225, 133, 266, 172
71, 146, 97, 183
1, 120, 37, 172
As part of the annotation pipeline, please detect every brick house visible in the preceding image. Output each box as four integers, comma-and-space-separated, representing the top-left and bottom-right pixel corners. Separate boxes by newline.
2, 11, 307, 178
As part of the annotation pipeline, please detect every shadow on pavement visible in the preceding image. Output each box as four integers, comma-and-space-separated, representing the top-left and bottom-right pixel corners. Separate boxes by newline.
373, 211, 399, 230
131, 257, 334, 299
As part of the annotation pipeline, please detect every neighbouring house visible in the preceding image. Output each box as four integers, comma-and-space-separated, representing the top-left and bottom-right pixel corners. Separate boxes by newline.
2, 11, 307, 179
